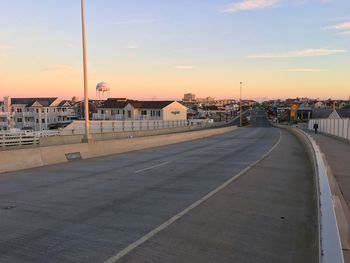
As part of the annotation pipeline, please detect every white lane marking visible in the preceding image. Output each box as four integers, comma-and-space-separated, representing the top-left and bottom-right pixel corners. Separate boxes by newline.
134, 161, 172, 174
105, 130, 282, 263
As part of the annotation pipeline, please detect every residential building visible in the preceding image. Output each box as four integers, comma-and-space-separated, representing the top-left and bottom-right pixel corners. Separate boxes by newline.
0, 97, 77, 131
183, 93, 196, 102
93, 98, 187, 121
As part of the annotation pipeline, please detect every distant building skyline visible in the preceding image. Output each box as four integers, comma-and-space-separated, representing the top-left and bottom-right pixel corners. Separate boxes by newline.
0, 0, 349, 100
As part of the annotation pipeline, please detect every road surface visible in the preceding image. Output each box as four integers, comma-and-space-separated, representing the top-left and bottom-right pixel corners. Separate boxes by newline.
0, 111, 317, 263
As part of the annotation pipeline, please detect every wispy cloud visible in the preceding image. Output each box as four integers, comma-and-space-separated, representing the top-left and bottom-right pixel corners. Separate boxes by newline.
67, 43, 79, 48
248, 48, 347, 58
124, 44, 140, 49
223, 0, 279, 13
113, 19, 157, 25
327, 21, 350, 35
223, 0, 332, 13
286, 68, 329, 72
175, 65, 195, 70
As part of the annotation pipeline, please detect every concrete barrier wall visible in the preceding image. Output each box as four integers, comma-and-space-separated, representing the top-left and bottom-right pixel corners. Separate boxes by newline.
39, 121, 235, 147
0, 126, 237, 174
281, 125, 345, 263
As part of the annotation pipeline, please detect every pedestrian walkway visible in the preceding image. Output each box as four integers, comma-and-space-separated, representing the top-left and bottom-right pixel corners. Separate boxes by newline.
308, 132, 350, 205
307, 131, 350, 262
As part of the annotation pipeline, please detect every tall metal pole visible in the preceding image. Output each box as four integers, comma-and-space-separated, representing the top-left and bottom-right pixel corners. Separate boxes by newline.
240, 81, 243, 127
81, 0, 91, 142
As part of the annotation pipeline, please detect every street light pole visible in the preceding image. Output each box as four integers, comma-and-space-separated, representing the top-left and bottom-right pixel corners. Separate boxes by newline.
81, 0, 91, 142
240, 81, 243, 127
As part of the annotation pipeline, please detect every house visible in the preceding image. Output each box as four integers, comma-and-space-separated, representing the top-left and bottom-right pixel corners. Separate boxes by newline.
313, 101, 325, 109
311, 108, 333, 119
0, 96, 77, 131
93, 99, 187, 121
328, 106, 350, 119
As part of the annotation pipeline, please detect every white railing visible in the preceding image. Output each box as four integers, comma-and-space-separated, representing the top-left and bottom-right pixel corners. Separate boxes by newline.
0, 132, 39, 148
61, 119, 191, 135
0, 130, 60, 148
309, 119, 350, 141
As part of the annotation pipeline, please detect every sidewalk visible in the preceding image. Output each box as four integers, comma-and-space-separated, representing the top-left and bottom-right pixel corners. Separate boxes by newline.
307, 131, 350, 261
308, 132, 350, 204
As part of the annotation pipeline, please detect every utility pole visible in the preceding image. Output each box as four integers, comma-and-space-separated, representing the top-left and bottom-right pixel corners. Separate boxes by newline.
240, 81, 243, 127
81, 0, 91, 142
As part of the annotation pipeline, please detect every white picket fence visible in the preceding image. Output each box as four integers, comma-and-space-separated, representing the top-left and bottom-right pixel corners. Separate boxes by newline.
308, 119, 350, 141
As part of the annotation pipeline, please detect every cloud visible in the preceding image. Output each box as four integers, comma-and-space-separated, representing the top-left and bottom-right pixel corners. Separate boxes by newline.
286, 68, 329, 72
327, 21, 350, 35
113, 19, 157, 25
248, 48, 347, 58
124, 44, 140, 49
67, 43, 79, 48
329, 21, 350, 30
223, 0, 332, 13
175, 65, 195, 70
223, 0, 279, 12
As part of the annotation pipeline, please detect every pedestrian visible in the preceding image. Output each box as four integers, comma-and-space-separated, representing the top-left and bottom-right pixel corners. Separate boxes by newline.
313, 123, 319, 134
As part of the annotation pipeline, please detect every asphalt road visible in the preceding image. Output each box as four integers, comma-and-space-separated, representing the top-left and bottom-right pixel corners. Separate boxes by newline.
0, 111, 317, 263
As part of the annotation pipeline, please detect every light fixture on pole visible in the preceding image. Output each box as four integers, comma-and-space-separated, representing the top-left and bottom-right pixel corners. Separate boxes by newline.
240, 81, 243, 127
81, 0, 91, 142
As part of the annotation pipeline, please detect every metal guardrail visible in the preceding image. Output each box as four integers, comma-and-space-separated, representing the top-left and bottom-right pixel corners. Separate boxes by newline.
301, 130, 344, 263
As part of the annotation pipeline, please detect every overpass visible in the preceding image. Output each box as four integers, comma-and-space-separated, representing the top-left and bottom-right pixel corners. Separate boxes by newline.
0, 110, 342, 262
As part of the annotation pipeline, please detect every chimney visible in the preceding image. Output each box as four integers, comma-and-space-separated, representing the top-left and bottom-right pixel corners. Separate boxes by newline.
3, 96, 11, 112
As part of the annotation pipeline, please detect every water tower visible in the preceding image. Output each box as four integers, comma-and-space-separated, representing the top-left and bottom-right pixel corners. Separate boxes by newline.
96, 81, 111, 100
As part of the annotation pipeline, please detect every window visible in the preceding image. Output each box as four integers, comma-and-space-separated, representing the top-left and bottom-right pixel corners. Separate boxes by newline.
47, 108, 49, 113
111, 110, 116, 115
17, 108, 22, 113
42, 119, 45, 123
36, 119, 39, 123
127, 111, 132, 118
41, 109, 44, 113
36, 109, 39, 113
17, 118, 22, 123
141, 110, 147, 116
156, 110, 161, 117
101, 110, 105, 114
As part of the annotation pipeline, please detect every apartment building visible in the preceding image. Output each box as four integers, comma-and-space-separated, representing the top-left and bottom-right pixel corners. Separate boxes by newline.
0, 97, 77, 131
93, 98, 187, 121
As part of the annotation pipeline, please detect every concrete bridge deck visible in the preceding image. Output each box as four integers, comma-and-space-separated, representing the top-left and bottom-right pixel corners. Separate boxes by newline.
0, 112, 318, 263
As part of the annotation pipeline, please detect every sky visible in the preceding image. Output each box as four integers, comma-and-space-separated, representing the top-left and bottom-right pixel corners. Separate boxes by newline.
0, 0, 349, 101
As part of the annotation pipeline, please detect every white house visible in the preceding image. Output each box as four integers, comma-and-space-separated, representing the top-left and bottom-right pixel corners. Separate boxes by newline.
93, 99, 187, 121
0, 97, 77, 131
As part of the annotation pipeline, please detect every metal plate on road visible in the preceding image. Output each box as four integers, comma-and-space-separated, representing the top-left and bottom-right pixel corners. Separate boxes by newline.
65, 152, 82, 161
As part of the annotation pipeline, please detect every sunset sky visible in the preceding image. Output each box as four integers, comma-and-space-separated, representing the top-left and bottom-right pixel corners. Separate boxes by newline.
0, 0, 349, 101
